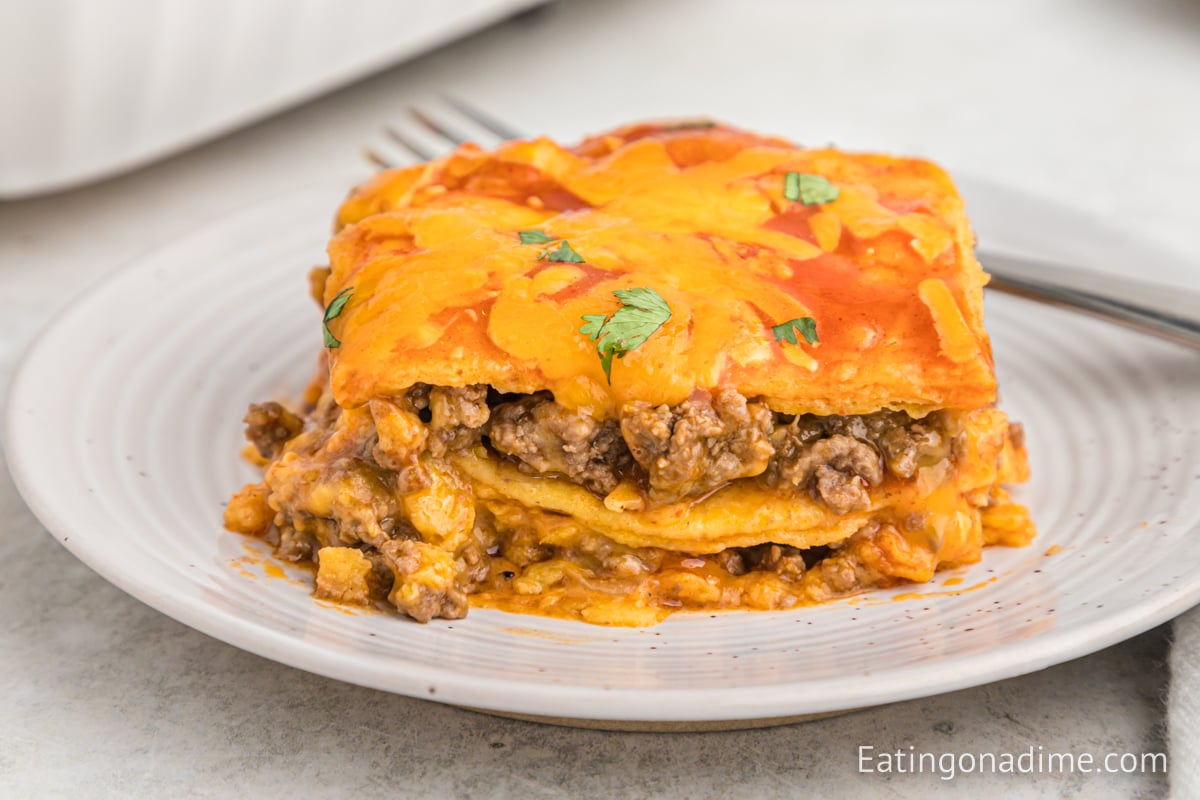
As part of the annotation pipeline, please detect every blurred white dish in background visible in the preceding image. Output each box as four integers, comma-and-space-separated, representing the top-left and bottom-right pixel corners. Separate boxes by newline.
0, 0, 546, 198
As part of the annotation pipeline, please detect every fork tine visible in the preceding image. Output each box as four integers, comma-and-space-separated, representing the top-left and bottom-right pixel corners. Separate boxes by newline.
384, 125, 438, 162
363, 147, 397, 170
409, 106, 469, 146
442, 95, 524, 141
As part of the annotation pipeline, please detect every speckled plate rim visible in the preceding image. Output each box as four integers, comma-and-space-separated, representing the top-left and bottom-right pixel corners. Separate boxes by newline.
5, 174, 1200, 724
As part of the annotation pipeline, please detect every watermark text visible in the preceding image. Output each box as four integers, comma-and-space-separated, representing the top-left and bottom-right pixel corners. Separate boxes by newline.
857, 744, 1166, 781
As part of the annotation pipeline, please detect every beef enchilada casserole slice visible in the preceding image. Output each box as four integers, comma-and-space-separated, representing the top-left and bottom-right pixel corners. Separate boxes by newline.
224, 122, 1035, 626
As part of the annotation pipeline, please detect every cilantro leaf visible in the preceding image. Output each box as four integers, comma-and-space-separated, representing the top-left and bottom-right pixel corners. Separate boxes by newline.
611, 287, 671, 317
580, 314, 608, 341
783, 172, 802, 202
323, 287, 353, 322
783, 172, 839, 205
518, 229, 554, 244
523, 231, 585, 263
597, 341, 617, 382
579, 287, 672, 383
542, 240, 585, 263
322, 287, 353, 348
771, 316, 819, 346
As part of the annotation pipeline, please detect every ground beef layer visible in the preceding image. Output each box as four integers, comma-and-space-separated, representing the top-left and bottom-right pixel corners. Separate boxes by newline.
224, 380, 1034, 625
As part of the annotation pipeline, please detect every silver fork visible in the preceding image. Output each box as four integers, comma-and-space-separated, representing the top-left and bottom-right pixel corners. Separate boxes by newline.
367, 99, 1200, 352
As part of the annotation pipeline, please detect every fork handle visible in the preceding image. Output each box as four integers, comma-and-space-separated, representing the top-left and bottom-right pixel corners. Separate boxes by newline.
981, 252, 1200, 351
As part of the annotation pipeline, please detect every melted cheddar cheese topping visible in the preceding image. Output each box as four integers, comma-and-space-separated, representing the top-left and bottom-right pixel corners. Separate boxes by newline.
326, 123, 994, 417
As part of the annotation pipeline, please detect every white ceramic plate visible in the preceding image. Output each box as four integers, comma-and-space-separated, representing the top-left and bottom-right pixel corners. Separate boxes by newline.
6, 178, 1200, 726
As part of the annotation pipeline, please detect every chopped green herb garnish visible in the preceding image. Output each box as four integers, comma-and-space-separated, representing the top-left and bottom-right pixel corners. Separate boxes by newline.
783, 172, 802, 202
541, 240, 585, 264
771, 316, 819, 346
322, 287, 353, 348
580, 315, 608, 341
518, 229, 555, 245
522, 230, 585, 263
580, 287, 672, 383
783, 172, 839, 205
